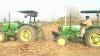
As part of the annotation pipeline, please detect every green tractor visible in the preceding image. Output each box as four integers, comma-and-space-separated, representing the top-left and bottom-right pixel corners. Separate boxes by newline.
52, 10, 100, 47
0, 10, 44, 42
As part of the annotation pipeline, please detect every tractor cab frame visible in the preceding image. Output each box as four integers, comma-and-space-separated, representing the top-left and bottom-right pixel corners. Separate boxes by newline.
18, 10, 38, 23
81, 10, 100, 25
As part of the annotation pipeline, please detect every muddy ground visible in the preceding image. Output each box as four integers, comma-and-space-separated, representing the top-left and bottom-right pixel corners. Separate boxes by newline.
0, 23, 100, 56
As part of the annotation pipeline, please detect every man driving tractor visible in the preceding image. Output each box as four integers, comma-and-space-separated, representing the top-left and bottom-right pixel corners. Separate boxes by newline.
80, 16, 92, 37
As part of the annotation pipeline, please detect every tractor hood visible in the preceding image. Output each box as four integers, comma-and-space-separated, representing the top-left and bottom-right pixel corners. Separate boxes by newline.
2, 22, 19, 32
58, 25, 81, 35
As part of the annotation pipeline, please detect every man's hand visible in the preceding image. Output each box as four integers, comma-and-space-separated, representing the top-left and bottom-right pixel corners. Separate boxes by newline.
80, 22, 87, 26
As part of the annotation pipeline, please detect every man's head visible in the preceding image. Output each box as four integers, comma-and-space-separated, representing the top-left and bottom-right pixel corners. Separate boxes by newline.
86, 16, 89, 20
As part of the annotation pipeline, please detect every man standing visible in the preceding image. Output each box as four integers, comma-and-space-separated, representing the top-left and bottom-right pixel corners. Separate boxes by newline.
80, 16, 92, 37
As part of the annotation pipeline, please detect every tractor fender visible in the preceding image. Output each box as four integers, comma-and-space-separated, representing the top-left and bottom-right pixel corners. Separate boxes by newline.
85, 26, 100, 31
15, 24, 36, 33
18, 24, 35, 29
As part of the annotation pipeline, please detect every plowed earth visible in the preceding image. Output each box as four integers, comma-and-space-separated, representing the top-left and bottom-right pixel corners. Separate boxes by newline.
0, 23, 100, 56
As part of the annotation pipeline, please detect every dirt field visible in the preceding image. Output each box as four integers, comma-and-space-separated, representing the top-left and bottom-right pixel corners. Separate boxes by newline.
0, 40, 100, 56
0, 23, 100, 56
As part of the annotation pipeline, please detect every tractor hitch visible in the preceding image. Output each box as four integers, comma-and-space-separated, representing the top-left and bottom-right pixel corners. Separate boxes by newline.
52, 31, 60, 40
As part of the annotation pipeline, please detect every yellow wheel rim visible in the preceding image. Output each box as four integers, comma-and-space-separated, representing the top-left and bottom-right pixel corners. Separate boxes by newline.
57, 37, 66, 46
0, 34, 3, 41
20, 29, 32, 42
90, 33, 100, 46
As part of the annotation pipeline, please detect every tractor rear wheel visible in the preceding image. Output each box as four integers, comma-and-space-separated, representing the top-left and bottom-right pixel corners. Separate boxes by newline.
0, 32, 6, 42
83, 28, 100, 47
17, 25, 37, 42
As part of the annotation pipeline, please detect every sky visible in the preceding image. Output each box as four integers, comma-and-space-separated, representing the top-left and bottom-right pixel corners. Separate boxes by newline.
0, 0, 100, 22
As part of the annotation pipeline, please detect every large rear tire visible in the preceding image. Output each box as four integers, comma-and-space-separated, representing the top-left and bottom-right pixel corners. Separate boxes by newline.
17, 25, 37, 42
0, 32, 6, 42
83, 28, 100, 47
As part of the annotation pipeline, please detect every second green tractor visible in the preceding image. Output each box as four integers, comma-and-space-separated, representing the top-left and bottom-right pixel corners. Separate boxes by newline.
52, 10, 100, 48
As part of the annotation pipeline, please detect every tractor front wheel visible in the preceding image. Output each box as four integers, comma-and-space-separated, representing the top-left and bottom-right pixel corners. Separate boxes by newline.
17, 25, 37, 42
57, 36, 66, 46
0, 32, 6, 42
83, 28, 100, 48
